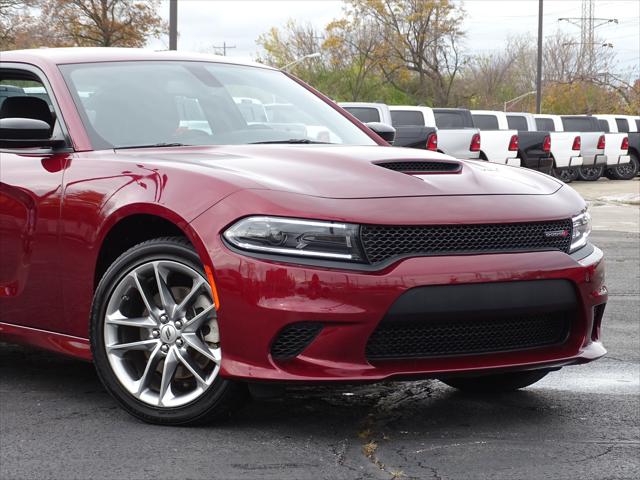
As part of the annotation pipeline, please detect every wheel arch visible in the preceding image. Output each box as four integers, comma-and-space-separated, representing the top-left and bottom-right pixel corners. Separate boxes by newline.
94, 204, 212, 289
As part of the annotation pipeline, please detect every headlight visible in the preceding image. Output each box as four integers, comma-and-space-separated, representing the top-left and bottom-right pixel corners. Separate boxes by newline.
223, 216, 365, 262
570, 209, 591, 252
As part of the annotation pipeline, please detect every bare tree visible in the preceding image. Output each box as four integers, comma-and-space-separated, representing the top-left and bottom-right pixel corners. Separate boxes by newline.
346, 0, 466, 105
39, 0, 165, 47
0, 0, 34, 48
324, 18, 385, 100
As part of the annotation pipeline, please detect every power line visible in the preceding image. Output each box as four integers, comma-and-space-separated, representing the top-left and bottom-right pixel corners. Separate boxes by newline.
558, 0, 618, 77
212, 42, 237, 56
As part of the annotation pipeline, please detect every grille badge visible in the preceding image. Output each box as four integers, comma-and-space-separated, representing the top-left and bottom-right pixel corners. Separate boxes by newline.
544, 229, 570, 238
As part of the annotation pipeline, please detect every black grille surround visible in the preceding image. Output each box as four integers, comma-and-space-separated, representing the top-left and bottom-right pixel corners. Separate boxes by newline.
270, 322, 323, 360
375, 161, 462, 173
361, 219, 573, 264
365, 312, 573, 360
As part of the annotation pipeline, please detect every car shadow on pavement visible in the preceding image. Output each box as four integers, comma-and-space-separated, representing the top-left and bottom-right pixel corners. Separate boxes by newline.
1, 342, 560, 434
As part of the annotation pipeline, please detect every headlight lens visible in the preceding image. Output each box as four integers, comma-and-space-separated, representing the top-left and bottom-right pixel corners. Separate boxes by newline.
570, 209, 591, 252
223, 216, 365, 262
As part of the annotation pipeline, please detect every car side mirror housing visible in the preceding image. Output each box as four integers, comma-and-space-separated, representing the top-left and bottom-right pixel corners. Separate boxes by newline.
365, 122, 396, 145
0, 117, 64, 148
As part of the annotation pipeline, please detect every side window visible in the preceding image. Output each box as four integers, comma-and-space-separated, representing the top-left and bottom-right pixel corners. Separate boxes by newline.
535, 118, 555, 132
391, 110, 425, 127
434, 111, 467, 129
562, 117, 598, 132
343, 107, 380, 123
615, 118, 629, 133
597, 119, 610, 133
472, 114, 500, 130
0, 70, 60, 141
506, 115, 528, 131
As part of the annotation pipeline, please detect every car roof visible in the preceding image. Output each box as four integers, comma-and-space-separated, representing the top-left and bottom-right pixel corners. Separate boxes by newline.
0, 47, 274, 70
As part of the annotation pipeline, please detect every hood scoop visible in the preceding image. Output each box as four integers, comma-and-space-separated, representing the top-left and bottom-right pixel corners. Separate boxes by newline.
375, 160, 462, 175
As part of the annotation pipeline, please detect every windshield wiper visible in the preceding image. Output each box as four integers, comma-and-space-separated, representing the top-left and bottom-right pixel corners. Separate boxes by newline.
250, 139, 333, 145
114, 142, 189, 150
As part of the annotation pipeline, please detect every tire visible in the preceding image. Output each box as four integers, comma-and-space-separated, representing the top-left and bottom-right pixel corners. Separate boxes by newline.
577, 164, 605, 181
440, 369, 551, 393
552, 166, 578, 183
91, 236, 246, 425
607, 153, 639, 180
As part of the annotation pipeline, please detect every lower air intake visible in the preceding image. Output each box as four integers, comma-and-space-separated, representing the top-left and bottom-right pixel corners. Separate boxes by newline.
366, 312, 572, 360
271, 322, 323, 360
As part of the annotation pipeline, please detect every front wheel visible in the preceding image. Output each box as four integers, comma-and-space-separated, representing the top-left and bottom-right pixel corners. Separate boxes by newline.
577, 164, 605, 181
439, 369, 551, 393
90, 237, 245, 425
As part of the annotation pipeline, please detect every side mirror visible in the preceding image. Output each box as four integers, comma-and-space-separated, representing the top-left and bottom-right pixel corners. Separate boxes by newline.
0, 117, 63, 148
365, 122, 396, 145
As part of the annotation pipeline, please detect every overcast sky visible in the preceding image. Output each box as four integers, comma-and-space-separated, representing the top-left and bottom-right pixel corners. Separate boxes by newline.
150, 0, 639, 74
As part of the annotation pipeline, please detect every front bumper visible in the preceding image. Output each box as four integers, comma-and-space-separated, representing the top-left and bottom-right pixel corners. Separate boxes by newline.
193, 213, 607, 382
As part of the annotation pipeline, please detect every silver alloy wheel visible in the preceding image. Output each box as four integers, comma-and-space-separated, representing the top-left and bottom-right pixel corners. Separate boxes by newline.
104, 260, 221, 408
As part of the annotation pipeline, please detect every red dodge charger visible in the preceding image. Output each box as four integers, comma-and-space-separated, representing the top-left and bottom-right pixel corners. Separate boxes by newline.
0, 48, 607, 425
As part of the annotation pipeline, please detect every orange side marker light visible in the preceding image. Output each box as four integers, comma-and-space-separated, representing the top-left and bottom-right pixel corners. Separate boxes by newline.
204, 265, 221, 310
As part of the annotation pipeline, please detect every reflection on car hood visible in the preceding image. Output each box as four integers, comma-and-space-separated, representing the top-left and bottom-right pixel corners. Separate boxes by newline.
115, 144, 563, 199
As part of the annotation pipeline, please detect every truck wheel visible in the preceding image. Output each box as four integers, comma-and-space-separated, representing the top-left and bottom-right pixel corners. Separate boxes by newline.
577, 165, 604, 181
552, 167, 577, 183
608, 153, 639, 180
440, 369, 551, 393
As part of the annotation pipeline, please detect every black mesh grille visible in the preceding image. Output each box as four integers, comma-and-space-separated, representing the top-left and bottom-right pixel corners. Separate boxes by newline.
270, 322, 323, 360
361, 219, 572, 264
366, 312, 572, 360
376, 161, 461, 173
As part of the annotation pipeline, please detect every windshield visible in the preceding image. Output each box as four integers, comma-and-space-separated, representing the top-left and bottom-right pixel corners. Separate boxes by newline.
59, 61, 377, 149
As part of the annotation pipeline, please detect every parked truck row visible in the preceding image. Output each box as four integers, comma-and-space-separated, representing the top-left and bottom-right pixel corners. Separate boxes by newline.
2, 83, 635, 182
339, 102, 639, 182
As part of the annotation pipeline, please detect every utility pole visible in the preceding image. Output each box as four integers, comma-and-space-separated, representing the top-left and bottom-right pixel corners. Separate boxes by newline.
212, 42, 236, 56
559, 0, 617, 78
536, 0, 543, 113
169, 0, 178, 50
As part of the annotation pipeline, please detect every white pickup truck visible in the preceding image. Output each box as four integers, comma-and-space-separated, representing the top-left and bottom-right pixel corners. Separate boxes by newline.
470, 110, 520, 166
592, 115, 631, 180
532, 114, 583, 183
339, 102, 393, 126
560, 115, 607, 181
604, 115, 640, 179
338, 102, 438, 150
387, 106, 481, 160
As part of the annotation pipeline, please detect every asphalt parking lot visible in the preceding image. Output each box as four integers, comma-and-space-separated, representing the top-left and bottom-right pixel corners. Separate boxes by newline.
1, 179, 638, 480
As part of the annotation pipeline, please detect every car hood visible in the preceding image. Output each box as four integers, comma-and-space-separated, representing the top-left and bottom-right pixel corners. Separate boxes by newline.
115, 144, 563, 199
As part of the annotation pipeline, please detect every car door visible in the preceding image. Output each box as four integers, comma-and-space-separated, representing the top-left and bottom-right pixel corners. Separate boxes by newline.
0, 66, 70, 333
